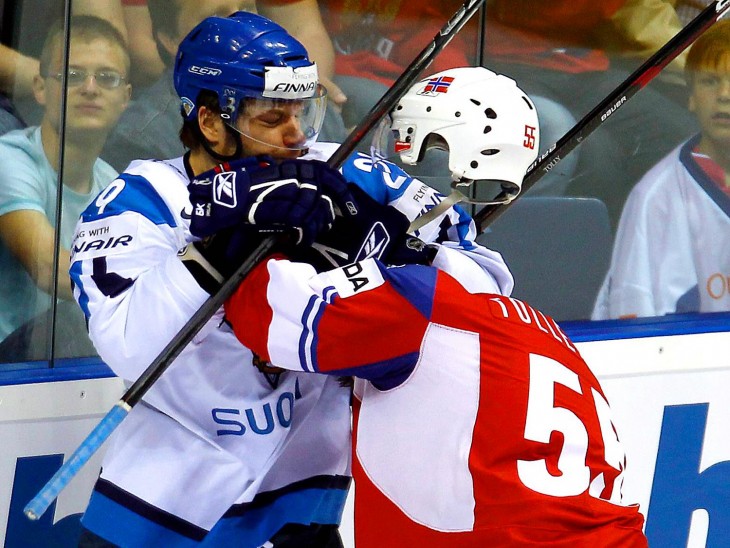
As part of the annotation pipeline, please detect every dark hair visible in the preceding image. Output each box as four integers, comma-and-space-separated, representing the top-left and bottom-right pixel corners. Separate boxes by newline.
685, 19, 730, 87
147, 0, 183, 67
39, 15, 130, 78
179, 90, 221, 149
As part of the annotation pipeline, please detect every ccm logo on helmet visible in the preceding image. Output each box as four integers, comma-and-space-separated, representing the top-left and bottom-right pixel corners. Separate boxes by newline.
189, 65, 222, 76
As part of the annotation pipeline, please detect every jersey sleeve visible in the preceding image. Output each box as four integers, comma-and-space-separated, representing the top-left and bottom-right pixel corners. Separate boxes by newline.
69, 162, 209, 381
341, 151, 514, 295
225, 257, 434, 389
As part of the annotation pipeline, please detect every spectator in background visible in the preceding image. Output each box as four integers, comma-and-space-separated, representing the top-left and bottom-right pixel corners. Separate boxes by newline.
119, 0, 347, 104
0, 15, 130, 360
319, 0, 579, 196
102, 0, 346, 172
0, 0, 128, 126
593, 19, 730, 320
483, 0, 700, 226
258, 0, 348, 112
120, 0, 167, 88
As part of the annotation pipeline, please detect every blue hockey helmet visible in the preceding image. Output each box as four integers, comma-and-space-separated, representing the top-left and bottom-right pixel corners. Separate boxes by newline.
174, 11, 326, 149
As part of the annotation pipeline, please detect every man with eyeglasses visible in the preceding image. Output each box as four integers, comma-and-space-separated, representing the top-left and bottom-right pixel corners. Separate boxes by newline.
0, 15, 131, 360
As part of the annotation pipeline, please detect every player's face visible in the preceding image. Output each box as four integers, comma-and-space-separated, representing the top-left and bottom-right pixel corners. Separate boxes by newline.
234, 100, 308, 159
689, 55, 730, 149
39, 38, 131, 137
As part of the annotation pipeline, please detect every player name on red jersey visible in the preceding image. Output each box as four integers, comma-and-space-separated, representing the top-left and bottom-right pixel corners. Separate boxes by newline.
489, 295, 578, 354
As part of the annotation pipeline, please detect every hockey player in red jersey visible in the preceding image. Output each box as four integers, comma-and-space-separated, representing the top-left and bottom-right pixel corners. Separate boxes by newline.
223, 250, 648, 546
217, 69, 649, 546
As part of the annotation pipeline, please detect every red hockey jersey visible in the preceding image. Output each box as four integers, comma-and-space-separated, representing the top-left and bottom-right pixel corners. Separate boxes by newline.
226, 256, 648, 547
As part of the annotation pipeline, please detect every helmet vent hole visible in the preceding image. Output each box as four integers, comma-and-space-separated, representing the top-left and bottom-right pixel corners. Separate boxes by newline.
484, 126, 492, 134
485, 108, 497, 119
455, 111, 461, 117
481, 149, 500, 156
470, 98, 481, 106
471, 160, 479, 168
407, 127, 414, 134
522, 96, 534, 110
397, 105, 403, 110
426, 106, 432, 112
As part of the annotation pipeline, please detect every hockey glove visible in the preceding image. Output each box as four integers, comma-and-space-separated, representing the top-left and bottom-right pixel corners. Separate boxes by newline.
179, 224, 266, 294
188, 157, 357, 246
290, 184, 438, 273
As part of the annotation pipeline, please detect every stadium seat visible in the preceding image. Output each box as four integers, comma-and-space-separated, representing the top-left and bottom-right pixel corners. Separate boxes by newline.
476, 196, 613, 321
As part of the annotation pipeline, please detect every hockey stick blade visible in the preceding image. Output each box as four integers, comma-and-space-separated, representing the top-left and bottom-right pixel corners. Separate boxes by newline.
25, 0, 487, 522
473, 0, 730, 232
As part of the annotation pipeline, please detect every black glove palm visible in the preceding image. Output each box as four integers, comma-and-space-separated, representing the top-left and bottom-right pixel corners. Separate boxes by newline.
290, 185, 437, 273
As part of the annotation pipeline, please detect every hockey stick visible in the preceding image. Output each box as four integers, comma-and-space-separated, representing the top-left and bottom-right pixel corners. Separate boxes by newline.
472, 0, 730, 232
24, 0, 487, 521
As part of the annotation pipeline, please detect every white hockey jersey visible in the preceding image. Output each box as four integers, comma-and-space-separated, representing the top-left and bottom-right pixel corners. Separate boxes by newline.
593, 135, 730, 320
69, 142, 512, 547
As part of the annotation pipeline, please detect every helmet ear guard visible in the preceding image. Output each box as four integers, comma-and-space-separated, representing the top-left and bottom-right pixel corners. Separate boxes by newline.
378, 66, 540, 206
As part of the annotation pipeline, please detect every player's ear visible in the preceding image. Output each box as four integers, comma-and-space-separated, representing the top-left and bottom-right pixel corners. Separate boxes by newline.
197, 105, 226, 145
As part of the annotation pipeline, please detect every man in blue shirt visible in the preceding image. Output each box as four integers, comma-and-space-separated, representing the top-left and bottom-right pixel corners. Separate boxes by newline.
0, 15, 131, 359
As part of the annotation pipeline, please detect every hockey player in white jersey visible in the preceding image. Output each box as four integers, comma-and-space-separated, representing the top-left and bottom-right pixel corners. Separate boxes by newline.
593, 20, 730, 320
68, 11, 529, 548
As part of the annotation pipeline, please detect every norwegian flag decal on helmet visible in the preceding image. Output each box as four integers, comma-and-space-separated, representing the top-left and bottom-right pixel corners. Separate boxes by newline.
421, 76, 454, 95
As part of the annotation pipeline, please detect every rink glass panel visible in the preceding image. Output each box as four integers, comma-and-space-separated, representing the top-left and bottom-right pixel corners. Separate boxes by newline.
0, 1, 721, 371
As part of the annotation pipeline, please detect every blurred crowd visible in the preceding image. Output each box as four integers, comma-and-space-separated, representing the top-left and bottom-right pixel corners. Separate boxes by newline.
0, 0, 725, 363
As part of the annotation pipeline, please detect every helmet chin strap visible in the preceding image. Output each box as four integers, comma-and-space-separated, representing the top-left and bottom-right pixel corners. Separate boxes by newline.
193, 122, 244, 163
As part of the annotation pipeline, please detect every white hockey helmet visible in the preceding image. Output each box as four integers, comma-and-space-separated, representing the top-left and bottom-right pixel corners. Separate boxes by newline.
374, 66, 540, 198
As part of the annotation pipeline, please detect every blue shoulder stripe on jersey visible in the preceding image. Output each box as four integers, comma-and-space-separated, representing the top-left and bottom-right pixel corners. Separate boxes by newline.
298, 286, 337, 373
379, 261, 437, 320
298, 295, 322, 372
335, 351, 420, 390
69, 260, 90, 319
81, 173, 178, 227
341, 152, 413, 204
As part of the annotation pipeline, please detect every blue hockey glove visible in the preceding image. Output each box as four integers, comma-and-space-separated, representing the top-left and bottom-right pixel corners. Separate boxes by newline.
188, 157, 357, 246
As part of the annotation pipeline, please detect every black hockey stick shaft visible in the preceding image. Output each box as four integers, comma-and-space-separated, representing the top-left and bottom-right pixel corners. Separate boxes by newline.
474, 0, 730, 232
328, 0, 487, 168
25, 0, 487, 521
